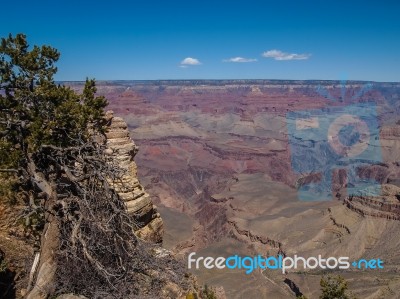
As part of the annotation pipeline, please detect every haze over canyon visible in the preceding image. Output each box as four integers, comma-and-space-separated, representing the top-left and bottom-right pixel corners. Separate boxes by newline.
68, 80, 400, 298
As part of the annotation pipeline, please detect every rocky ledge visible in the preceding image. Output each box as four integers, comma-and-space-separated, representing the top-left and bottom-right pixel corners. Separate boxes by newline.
344, 184, 400, 220
105, 111, 164, 243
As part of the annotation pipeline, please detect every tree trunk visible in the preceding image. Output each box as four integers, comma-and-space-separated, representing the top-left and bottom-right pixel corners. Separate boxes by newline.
26, 217, 59, 299
25, 158, 59, 299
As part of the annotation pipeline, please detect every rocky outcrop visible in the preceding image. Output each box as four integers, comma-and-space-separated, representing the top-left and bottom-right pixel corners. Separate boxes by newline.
381, 126, 400, 139
344, 184, 400, 220
327, 208, 351, 234
283, 278, 304, 298
227, 220, 285, 254
105, 111, 163, 243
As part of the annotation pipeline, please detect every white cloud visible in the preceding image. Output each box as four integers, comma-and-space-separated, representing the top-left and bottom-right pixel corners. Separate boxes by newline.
223, 57, 257, 63
180, 57, 201, 66
262, 49, 311, 61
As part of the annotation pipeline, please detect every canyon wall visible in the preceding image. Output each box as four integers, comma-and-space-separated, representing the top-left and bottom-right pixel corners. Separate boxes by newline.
105, 111, 163, 243
344, 184, 400, 220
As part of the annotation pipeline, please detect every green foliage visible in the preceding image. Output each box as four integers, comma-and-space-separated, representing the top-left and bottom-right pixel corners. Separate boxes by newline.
200, 284, 217, 299
0, 33, 108, 157
0, 259, 7, 273
186, 284, 218, 299
186, 293, 198, 299
320, 275, 356, 299
0, 139, 20, 169
0, 33, 108, 205
0, 32, 109, 219
0, 174, 19, 204
81, 78, 108, 131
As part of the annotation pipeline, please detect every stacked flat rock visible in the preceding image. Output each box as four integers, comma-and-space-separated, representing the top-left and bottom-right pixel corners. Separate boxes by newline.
105, 111, 163, 243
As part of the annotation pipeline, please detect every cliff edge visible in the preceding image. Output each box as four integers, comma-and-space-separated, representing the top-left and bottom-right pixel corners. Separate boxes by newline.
105, 111, 164, 243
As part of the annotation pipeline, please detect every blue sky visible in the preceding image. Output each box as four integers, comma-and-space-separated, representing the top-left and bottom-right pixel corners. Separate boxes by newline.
1, 0, 399, 81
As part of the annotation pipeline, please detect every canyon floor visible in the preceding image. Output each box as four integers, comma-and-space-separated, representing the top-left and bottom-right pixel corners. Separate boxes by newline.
69, 80, 400, 298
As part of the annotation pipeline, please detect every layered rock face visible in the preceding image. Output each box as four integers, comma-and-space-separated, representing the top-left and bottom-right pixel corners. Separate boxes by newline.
344, 184, 400, 220
63, 81, 400, 298
104, 111, 163, 243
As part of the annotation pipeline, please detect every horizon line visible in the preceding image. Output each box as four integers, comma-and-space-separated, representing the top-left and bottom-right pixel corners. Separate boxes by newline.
58, 79, 400, 84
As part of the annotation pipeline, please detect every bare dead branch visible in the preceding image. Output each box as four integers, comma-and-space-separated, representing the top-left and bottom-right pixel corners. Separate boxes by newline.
0, 169, 18, 173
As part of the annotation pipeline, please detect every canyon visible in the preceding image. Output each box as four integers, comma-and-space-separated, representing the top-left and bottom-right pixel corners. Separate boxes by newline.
68, 80, 400, 298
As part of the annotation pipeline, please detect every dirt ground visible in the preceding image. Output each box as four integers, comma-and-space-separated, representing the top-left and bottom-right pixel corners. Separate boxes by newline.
0, 200, 34, 299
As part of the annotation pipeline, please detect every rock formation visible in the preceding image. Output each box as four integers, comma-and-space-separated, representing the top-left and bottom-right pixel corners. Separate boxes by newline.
105, 111, 163, 243
344, 184, 400, 220
65, 80, 400, 298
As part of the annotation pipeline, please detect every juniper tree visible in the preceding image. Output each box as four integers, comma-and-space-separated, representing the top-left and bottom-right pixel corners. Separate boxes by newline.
320, 275, 356, 299
0, 33, 107, 155
0, 34, 193, 298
